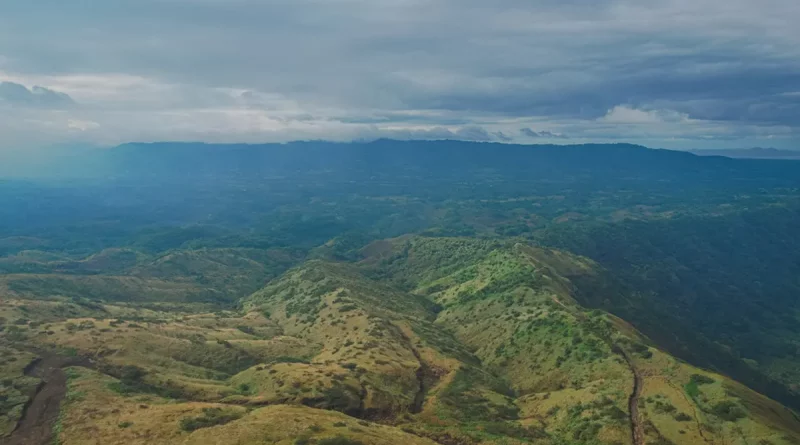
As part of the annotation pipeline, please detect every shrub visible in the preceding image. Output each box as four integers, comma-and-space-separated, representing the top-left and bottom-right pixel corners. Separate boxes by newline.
652, 400, 677, 414
484, 422, 547, 440
179, 408, 243, 432
77, 320, 95, 330
119, 365, 146, 382
709, 401, 746, 422
237, 325, 256, 335
5, 326, 27, 341
272, 356, 311, 364
690, 374, 716, 385
294, 437, 311, 445
317, 436, 365, 445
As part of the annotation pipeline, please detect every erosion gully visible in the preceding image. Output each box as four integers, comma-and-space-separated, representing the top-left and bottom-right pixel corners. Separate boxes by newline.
5, 352, 94, 445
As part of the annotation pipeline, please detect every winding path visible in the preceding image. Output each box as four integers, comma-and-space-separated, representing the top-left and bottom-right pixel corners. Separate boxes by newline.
551, 292, 645, 445
621, 351, 645, 445
391, 324, 428, 414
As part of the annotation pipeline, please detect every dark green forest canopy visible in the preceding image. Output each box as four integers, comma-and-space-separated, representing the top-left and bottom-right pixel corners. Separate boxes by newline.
2, 140, 800, 410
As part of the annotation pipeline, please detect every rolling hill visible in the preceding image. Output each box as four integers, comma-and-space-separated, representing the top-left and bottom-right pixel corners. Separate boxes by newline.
2, 140, 800, 444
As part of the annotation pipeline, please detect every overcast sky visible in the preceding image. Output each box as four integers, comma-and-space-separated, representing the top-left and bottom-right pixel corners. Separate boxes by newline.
1, 0, 799, 151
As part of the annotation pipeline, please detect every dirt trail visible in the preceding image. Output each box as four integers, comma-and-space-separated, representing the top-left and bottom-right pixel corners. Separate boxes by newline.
392, 324, 427, 414
666, 380, 713, 445
619, 351, 645, 445
550, 295, 645, 445
5, 353, 94, 445
410, 353, 428, 414
528, 252, 645, 445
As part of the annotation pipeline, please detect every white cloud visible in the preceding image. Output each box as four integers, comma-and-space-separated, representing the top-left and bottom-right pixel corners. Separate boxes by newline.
67, 119, 100, 131
600, 106, 691, 124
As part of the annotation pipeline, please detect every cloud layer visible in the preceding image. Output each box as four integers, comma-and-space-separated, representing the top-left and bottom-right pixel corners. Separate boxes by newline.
0, 0, 798, 150
0, 81, 73, 107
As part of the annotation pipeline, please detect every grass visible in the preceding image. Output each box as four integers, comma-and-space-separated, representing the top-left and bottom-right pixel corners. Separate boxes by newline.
0, 345, 38, 437
56, 366, 438, 444
317, 437, 365, 445
684, 380, 700, 399
4, 236, 800, 444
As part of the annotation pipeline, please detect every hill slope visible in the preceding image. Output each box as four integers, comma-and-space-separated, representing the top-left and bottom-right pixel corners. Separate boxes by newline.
6, 236, 797, 444
3, 140, 800, 444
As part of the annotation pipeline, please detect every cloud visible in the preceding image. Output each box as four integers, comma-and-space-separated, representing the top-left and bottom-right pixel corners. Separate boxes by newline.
362, 125, 505, 142
520, 128, 569, 139
0, 0, 799, 149
67, 119, 100, 131
454, 125, 493, 141
0, 81, 74, 107
599, 106, 690, 124
600, 106, 664, 124
492, 131, 513, 142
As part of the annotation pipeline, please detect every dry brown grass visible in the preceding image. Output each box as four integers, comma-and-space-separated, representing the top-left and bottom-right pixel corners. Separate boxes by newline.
58, 367, 437, 445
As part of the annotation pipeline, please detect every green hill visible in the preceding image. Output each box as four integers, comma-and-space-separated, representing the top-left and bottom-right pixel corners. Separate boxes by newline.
3, 141, 800, 444
5, 237, 799, 445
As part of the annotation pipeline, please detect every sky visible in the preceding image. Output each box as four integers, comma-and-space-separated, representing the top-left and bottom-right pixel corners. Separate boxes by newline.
1, 0, 799, 151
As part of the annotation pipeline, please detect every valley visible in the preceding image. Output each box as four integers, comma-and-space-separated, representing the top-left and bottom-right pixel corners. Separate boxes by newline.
2, 141, 800, 444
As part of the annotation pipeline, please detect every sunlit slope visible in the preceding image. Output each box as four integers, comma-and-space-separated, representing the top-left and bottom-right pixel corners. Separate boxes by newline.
5, 235, 800, 444
56, 367, 439, 445
240, 260, 515, 422
359, 236, 800, 444
0, 247, 301, 304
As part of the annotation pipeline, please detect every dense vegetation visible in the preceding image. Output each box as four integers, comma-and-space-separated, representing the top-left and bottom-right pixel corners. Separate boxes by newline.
2, 140, 800, 445
538, 207, 800, 409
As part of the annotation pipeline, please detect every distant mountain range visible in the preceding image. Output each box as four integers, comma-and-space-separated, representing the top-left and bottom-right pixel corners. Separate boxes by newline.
6, 140, 800, 184
691, 147, 800, 159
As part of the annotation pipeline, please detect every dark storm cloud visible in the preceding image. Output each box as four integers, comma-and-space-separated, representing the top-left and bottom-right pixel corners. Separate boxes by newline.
0, 0, 798, 148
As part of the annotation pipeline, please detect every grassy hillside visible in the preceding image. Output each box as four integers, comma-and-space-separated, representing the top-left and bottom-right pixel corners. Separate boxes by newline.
240, 260, 514, 424
537, 206, 800, 411
5, 236, 799, 444
1, 234, 799, 445
360, 236, 800, 445
57, 366, 440, 445
0, 247, 303, 306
